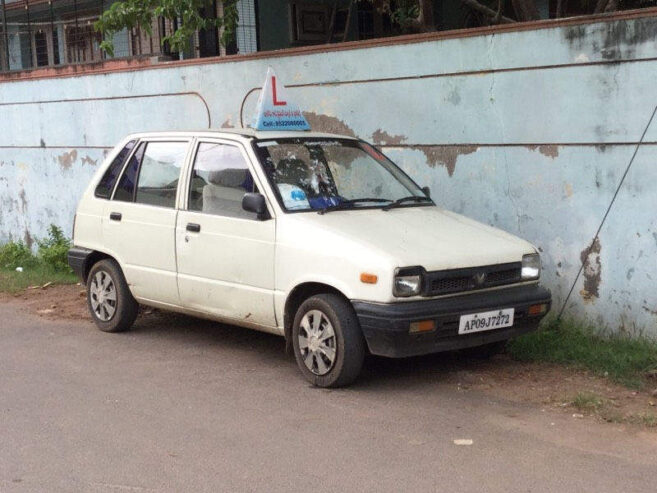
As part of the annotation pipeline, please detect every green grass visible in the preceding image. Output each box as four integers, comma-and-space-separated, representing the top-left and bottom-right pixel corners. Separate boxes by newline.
572, 391, 604, 411
507, 319, 657, 389
0, 266, 78, 294
0, 225, 77, 294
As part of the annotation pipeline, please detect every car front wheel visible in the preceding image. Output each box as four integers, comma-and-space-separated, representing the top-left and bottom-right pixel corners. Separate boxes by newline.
87, 259, 138, 333
292, 293, 365, 388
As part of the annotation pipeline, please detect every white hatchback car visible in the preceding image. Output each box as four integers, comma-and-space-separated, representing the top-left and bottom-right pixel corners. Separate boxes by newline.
68, 129, 551, 387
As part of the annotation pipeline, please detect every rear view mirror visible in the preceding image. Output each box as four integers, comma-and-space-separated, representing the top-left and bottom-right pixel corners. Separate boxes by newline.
422, 186, 431, 198
242, 193, 270, 220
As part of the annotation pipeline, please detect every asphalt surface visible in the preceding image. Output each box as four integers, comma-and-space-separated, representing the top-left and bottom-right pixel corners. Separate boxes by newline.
1, 303, 656, 493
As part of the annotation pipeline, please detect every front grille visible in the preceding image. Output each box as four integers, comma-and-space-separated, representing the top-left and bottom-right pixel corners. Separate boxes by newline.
424, 262, 522, 296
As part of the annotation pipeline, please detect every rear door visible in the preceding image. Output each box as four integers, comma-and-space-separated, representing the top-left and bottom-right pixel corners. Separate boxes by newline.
175, 139, 277, 328
103, 138, 191, 306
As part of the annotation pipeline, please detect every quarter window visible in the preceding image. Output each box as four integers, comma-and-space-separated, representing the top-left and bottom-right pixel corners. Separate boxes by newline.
135, 142, 188, 208
188, 142, 257, 218
114, 142, 145, 202
95, 140, 136, 199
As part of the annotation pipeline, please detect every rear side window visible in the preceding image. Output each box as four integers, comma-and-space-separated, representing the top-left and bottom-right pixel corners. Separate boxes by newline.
95, 140, 135, 199
114, 142, 145, 202
135, 142, 188, 208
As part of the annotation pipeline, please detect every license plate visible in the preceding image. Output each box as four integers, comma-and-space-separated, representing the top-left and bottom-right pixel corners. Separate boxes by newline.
458, 308, 514, 335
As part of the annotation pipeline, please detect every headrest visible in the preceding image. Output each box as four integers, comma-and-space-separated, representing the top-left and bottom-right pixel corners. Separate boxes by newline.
276, 158, 308, 184
208, 168, 247, 187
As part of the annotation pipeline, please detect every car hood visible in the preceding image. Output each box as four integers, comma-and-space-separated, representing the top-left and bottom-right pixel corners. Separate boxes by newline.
289, 205, 535, 271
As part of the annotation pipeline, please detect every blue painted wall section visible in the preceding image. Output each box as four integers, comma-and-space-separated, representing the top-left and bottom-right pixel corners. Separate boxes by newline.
1, 14, 656, 335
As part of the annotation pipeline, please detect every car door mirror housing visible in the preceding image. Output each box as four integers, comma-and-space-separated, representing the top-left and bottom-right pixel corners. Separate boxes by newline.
422, 186, 431, 198
242, 193, 270, 220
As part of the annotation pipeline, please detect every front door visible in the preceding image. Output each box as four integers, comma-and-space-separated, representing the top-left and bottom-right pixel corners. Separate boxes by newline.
103, 139, 190, 306
176, 140, 277, 328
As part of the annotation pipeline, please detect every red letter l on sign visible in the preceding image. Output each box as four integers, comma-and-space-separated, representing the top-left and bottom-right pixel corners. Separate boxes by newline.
272, 76, 287, 106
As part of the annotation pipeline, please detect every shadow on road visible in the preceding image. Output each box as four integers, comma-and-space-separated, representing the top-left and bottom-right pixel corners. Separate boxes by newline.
127, 309, 484, 390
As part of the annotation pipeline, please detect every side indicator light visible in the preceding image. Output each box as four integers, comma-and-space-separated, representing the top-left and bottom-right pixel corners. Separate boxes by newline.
360, 273, 378, 284
409, 320, 436, 333
528, 304, 547, 316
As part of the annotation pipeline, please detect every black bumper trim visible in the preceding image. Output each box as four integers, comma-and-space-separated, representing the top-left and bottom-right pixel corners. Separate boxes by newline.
67, 247, 94, 281
352, 284, 551, 358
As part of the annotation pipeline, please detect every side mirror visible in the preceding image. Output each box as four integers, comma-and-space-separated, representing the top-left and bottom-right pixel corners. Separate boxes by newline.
242, 193, 270, 220
422, 186, 431, 198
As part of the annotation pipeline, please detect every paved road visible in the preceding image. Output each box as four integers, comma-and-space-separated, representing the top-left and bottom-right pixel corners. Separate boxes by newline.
1, 303, 656, 493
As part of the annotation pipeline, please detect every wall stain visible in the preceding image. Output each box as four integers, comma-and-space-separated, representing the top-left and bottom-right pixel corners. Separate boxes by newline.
527, 144, 559, 159
303, 112, 356, 137
563, 17, 657, 61
643, 305, 657, 316
416, 145, 478, 177
57, 150, 78, 170
371, 129, 407, 146
579, 237, 602, 302
81, 155, 97, 166
24, 230, 33, 249
221, 118, 235, 129
18, 189, 27, 214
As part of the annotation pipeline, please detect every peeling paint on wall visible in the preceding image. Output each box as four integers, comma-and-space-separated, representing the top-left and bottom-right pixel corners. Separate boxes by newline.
417, 145, 478, 177
371, 129, 407, 146
580, 237, 602, 302
527, 144, 560, 159
303, 112, 356, 137
57, 150, 78, 170
81, 155, 97, 166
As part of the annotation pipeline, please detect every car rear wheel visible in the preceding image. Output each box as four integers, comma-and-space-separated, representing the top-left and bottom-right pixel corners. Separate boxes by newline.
292, 293, 365, 388
87, 259, 138, 333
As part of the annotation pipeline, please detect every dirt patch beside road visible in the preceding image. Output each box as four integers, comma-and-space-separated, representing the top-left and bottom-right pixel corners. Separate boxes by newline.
2, 284, 656, 429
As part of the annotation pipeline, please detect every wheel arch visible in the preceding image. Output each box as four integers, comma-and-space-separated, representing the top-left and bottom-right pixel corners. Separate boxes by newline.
283, 282, 352, 352
82, 250, 114, 283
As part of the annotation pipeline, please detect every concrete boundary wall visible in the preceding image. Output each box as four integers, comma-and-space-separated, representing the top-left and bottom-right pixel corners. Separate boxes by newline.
1, 12, 656, 335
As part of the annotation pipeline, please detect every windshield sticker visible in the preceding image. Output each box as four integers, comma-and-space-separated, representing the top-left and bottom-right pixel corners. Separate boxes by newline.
278, 184, 310, 210
256, 141, 278, 147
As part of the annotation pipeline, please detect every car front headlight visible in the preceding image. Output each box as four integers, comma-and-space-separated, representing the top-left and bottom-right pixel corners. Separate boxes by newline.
393, 267, 424, 297
521, 253, 541, 280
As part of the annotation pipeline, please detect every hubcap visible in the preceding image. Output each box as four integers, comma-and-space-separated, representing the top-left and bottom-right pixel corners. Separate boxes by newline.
89, 270, 117, 322
298, 310, 337, 376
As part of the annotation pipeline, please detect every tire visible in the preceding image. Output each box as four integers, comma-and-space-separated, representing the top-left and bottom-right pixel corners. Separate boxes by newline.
292, 293, 365, 388
86, 258, 138, 333
461, 340, 507, 359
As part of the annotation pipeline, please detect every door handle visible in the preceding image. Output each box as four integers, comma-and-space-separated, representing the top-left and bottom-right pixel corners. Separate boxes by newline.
186, 223, 201, 233
109, 212, 122, 222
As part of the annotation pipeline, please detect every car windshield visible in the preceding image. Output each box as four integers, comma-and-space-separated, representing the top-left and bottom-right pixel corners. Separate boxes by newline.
252, 138, 429, 212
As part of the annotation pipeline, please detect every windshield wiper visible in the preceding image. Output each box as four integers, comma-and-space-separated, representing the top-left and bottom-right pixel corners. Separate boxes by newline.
317, 198, 392, 215
381, 195, 433, 211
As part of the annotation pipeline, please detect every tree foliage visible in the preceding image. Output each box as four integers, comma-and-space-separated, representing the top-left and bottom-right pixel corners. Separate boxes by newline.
95, 0, 239, 56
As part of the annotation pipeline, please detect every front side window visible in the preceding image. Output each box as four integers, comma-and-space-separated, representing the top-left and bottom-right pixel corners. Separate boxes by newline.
188, 142, 257, 218
95, 140, 136, 199
135, 142, 189, 208
252, 138, 427, 212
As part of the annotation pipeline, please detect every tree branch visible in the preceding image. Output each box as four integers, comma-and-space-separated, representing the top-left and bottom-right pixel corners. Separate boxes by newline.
458, 0, 515, 24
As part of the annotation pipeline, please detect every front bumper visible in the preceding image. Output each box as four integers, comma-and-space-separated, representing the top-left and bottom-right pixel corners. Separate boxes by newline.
352, 284, 551, 358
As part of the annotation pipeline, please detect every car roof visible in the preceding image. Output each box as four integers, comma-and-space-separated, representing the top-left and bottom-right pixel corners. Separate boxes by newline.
123, 128, 359, 142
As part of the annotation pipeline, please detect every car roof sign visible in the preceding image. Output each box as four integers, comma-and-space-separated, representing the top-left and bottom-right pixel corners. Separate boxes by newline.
251, 67, 311, 132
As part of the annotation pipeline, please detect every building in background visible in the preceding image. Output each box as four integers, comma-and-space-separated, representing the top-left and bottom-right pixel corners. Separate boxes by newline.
0, 0, 259, 71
